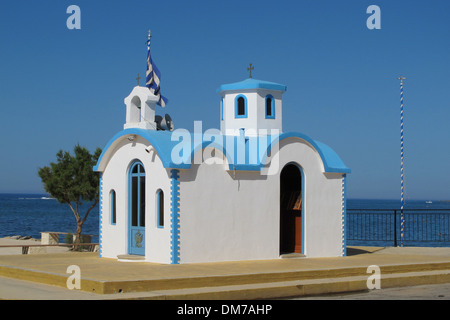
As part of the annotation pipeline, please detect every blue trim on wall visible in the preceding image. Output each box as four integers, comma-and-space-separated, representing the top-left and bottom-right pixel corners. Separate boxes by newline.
234, 94, 248, 118
170, 169, 180, 264
301, 166, 305, 255
261, 132, 351, 174
265, 94, 275, 119
342, 174, 347, 257
99, 173, 103, 258
93, 129, 181, 171
94, 129, 350, 174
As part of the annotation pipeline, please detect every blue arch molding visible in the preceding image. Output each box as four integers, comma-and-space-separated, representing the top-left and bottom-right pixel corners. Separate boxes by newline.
93, 128, 350, 174
265, 94, 275, 119
234, 94, 248, 118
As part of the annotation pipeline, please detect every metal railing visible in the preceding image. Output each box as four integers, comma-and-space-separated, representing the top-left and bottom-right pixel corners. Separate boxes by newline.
0, 243, 99, 254
347, 209, 450, 247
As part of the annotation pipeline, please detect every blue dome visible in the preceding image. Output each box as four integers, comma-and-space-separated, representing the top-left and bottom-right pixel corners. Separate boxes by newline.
217, 78, 287, 93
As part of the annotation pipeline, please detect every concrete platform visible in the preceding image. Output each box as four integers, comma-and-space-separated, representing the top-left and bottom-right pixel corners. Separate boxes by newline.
2, 246, 450, 300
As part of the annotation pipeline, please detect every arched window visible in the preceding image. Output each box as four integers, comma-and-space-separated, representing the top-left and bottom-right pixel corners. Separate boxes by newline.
265, 95, 275, 119
238, 97, 245, 115
235, 95, 247, 118
156, 189, 164, 228
129, 161, 145, 228
110, 190, 116, 225
130, 96, 142, 123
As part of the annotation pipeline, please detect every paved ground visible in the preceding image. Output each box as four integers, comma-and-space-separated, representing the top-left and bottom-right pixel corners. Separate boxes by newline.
2, 242, 450, 300
294, 282, 450, 300
2, 274, 450, 300
0, 275, 101, 300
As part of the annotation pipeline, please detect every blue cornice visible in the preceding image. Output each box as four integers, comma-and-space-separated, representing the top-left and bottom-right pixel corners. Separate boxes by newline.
217, 78, 287, 93
94, 129, 350, 174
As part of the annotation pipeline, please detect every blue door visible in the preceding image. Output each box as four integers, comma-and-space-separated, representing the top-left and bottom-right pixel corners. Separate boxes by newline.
128, 161, 145, 255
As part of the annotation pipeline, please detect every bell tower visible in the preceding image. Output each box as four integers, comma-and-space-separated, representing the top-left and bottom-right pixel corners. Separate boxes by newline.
123, 86, 159, 130
124, 30, 169, 131
217, 77, 287, 136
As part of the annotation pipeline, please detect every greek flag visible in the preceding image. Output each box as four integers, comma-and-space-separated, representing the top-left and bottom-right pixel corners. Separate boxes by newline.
146, 41, 168, 107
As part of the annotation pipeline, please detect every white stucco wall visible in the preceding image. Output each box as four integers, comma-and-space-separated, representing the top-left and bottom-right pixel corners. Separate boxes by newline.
98, 133, 345, 264
123, 86, 159, 130
177, 139, 345, 264
178, 148, 279, 263
277, 138, 345, 258
99, 136, 172, 263
255, 90, 283, 133
221, 90, 283, 136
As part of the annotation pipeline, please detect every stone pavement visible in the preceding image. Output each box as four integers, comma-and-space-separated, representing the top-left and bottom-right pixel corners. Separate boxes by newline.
294, 282, 450, 300
1, 246, 450, 300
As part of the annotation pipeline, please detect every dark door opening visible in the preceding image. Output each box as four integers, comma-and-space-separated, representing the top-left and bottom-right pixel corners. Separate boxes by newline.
128, 161, 145, 256
280, 164, 302, 254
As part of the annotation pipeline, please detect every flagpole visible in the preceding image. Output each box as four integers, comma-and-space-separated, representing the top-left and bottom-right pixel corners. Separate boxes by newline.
147, 30, 151, 49
398, 75, 406, 247
146, 30, 151, 89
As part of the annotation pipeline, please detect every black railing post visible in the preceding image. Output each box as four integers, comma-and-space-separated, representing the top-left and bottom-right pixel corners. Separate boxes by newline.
394, 209, 397, 247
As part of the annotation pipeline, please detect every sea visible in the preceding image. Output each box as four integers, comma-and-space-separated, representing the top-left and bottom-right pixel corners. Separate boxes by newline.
1, 193, 450, 246
0, 193, 99, 242
347, 198, 450, 210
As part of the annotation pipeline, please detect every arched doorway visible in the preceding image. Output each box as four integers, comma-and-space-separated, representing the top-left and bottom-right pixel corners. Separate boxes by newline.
280, 163, 303, 255
128, 160, 146, 255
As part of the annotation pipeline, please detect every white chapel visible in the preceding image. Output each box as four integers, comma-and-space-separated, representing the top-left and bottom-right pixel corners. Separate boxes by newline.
93, 40, 350, 264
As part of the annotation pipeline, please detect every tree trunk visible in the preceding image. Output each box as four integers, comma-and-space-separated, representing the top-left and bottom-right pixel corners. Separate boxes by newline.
73, 221, 83, 251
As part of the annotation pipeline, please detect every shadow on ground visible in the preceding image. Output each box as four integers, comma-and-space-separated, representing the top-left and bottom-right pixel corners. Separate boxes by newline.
346, 247, 385, 256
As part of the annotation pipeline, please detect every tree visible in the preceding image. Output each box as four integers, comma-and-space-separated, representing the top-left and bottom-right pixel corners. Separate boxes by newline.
38, 145, 102, 249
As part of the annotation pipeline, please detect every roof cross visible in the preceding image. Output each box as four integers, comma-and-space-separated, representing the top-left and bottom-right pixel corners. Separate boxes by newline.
247, 63, 254, 78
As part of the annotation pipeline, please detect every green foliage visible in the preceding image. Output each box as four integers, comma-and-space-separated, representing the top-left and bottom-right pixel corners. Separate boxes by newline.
38, 145, 102, 204
65, 231, 73, 244
38, 145, 102, 244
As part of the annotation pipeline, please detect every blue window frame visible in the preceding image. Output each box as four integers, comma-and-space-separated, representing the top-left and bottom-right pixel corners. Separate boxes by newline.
265, 95, 275, 119
221, 98, 224, 121
128, 160, 146, 255
110, 190, 116, 225
235, 95, 248, 118
129, 161, 145, 228
156, 189, 164, 228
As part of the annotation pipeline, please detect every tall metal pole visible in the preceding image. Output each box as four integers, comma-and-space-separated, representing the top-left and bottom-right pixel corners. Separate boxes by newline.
398, 76, 406, 247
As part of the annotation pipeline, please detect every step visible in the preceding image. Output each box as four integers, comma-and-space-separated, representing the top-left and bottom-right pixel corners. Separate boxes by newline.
101, 269, 450, 300
117, 255, 145, 262
3, 260, 450, 295
280, 253, 306, 259
90, 262, 450, 294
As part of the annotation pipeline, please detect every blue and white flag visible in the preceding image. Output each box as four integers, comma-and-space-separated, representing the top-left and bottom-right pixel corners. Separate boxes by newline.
146, 40, 168, 107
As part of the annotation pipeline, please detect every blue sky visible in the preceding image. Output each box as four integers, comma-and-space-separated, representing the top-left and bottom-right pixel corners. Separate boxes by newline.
0, 0, 449, 200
